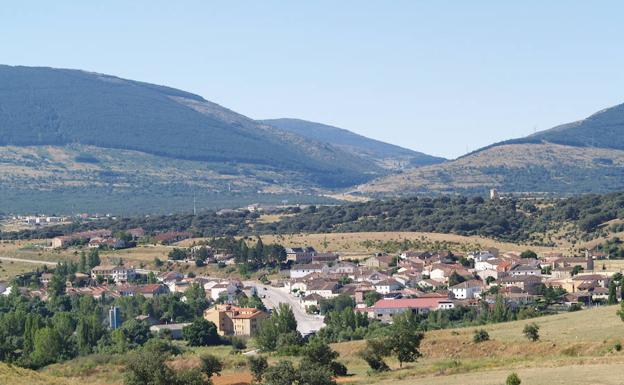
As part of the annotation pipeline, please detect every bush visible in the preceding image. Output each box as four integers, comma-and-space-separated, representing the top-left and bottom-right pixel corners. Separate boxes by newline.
248, 355, 269, 383
473, 329, 489, 343
506, 372, 521, 385
523, 323, 540, 342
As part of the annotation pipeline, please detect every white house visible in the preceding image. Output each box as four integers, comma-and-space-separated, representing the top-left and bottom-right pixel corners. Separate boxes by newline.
509, 264, 541, 276
91, 264, 135, 283
290, 263, 324, 279
373, 279, 403, 294
450, 279, 484, 299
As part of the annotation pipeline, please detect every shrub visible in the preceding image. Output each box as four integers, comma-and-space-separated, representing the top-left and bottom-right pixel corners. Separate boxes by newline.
248, 355, 269, 383
473, 329, 490, 343
523, 323, 540, 342
506, 372, 521, 385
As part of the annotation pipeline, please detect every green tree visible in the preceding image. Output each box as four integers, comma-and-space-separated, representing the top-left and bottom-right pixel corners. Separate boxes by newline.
263, 361, 299, 385
364, 291, 382, 307
120, 319, 151, 346
490, 295, 508, 323
48, 273, 66, 297
301, 337, 344, 375
520, 250, 537, 259
76, 314, 105, 355
30, 327, 63, 367
523, 323, 540, 342
298, 362, 337, 385
185, 283, 209, 316
79, 251, 87, 272
23, 313, 43, 354
182, 318, 220, 346
199, 353, 223, 379
448, 271, 466, 286
571, 265, 584, 276
248, 355, 269, 383
616, 301, 624, 321
124, 345, 176, 385
359, 339, 390, 372
256, 304, 299, 352
387, 312, 424, 367
87, 249, 101, 269
609, 281, 618, 305
168, 248, 187, 261
173, 368, 210, 385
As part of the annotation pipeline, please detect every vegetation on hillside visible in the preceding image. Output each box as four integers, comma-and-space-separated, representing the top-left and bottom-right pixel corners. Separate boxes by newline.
0, 65, 391, 188
6, 192, 624, 246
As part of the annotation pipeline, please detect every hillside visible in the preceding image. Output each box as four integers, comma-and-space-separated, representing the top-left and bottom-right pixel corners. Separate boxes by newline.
504, 102, 624, 150
0, 65, 387, 189
261, 118, 445, 169
31, 306, 624, 385
0, 362, 75, 385
0, 65, 451, 213
358, 103, 624, 195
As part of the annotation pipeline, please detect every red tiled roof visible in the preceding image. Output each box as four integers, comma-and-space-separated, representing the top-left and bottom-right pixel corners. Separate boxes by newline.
371, 298, 449, 309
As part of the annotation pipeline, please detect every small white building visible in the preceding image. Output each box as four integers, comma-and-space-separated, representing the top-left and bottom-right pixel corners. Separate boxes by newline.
290, 263, 324, 279
373, 279, 403, 294
91, 264, 135, 283
450, 279, 484, 300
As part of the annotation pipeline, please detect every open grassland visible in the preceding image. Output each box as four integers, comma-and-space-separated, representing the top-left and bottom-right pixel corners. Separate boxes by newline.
0, 240, 75, 262
333, 305, 624, 385
30, 306, 624, 385
259, 231, 562, 259
0, 362, 76, 385
0, 260, 49, 281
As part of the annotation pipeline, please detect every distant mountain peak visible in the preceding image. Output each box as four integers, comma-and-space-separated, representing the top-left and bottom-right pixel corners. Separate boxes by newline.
261, 118, 445, 169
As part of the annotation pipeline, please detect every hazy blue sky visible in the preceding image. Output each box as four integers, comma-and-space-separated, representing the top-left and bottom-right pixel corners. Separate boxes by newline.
2, 1, 623, 158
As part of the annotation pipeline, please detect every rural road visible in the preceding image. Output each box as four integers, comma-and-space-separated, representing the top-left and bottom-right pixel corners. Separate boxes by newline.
245, 281, 325, 335
0, 256, 58, 266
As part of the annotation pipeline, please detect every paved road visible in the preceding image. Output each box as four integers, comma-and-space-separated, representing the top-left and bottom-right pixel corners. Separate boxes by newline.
245, 281, 325, 335
0, 256, 58, 266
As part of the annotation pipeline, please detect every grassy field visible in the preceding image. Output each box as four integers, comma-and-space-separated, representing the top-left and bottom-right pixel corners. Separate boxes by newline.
0, 260, 49, 281
0, 362, 76, 385
23, 305, 624, 385
333, 305, 624, 385
258, 231, 562, 259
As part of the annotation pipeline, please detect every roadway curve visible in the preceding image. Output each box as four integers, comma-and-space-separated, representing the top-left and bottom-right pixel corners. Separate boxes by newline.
245, 281, 325, 335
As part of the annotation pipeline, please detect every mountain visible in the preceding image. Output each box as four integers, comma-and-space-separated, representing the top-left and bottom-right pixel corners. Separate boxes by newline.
466, 102, 624, 154
0, 65, 429, 213
260, 118, 445, 168
0, 65, 386, 188
357, 103, 624, 196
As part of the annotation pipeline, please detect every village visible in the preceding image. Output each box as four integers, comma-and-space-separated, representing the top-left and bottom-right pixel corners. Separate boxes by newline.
1, 220, 619, 344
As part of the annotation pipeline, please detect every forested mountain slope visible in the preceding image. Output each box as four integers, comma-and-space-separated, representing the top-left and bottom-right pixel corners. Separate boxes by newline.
262, 118, 445, 168
358, 103, 624, 196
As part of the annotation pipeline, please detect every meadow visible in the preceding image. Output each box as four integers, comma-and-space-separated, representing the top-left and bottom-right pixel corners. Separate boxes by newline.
0, 305, 616, 385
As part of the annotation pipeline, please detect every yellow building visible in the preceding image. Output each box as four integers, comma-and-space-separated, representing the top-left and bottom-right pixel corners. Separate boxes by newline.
204, 304, 269, 337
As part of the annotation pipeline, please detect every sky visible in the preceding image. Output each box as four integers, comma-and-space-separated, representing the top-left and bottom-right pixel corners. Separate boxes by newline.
1, 1, 623, 159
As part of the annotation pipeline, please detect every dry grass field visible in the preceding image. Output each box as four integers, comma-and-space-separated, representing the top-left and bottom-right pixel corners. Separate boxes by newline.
259, 231, 562, 259
8, 305, 624, 385
0, 260, 48, 281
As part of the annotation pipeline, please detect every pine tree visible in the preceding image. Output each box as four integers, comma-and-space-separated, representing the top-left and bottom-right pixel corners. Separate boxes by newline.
608, 281, 618, 305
